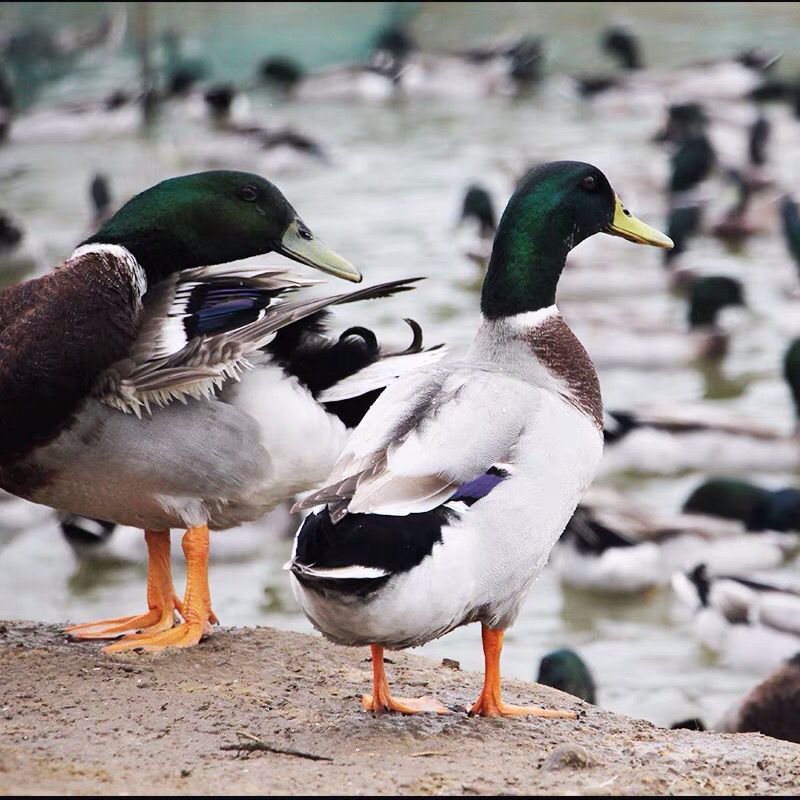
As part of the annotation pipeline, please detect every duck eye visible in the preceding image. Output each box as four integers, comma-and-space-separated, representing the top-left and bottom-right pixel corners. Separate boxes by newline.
240, 185, 258, 202
580, 175, 597, 191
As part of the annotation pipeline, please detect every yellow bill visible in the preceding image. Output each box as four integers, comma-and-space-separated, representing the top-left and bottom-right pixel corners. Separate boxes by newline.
278, 219, 362, 282
606, 194, 673, 249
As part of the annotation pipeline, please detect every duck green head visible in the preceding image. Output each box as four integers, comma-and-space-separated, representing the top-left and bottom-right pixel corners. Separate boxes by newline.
537, 648, 596, 704
83, 170, 361, 285
683, 478, 771, 526
664, 205, 702, 265
481, 161, 672, 318
670, 134, 716, 194
687, 276, 744, 328
461, 183, 496, 238
780, 196, 800, 269
602, 26, 642, 71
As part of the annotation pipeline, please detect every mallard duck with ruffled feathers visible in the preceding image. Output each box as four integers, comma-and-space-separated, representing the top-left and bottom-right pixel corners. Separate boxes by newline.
672, 564, 800, 671
601, 338, 800, 476
288, 161, 671, 716
0, 170, 444, 653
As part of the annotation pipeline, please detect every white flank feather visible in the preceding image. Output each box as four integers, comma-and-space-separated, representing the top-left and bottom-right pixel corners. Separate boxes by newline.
286, 563, 390, 580
317, 347, 448, 403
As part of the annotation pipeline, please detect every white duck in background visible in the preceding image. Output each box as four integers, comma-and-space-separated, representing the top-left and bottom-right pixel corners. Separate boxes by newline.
259, 28, 541, 103
554, 485, 799, 595
572, 26, 779, 109
601, 338, 800, 476
672, 564, 800, 672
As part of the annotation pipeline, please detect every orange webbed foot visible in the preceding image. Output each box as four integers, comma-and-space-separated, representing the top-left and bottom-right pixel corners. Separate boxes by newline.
361, 693, 449, 715
104, 525, 216, 654
362, 644, 449, 715
468, 626, 577, 719
102, 617, 213, 653
64, 603, 178, 641
468, 695, 576, 719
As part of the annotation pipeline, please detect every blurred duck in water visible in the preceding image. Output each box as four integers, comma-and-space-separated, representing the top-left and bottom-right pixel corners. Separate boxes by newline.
160, 29, 211, 100
458, 183, 497, 270
259, 27, 541, 102
572, 26, 778, 108
1, 10, 127, 93
0, 210, 45, 285
553, 486, 799, 595
668, 117, 717, 205
191, 84, 327, 173
654, 101, 756, 171
574, 276, 745, 370
89, 174, 114, 231
683, 479, 800, 533
672, 565, 800, 672
780, 195, 800, 297
710, 169, 770, 248
716, 653, 800, 743
9, 87, 154, 142
662, 205, 701, 291
572, 25, 642, 99
0, 62, 13, 143
744, 111, 773, 190
537, 649, 596, 704
601, 338, 800, 476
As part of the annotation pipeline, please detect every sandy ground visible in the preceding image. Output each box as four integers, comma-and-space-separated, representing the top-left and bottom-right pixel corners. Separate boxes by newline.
2, 621, 800, 796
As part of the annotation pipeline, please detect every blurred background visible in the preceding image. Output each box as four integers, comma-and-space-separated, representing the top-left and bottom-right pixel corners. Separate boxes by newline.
2, 1, 800, 734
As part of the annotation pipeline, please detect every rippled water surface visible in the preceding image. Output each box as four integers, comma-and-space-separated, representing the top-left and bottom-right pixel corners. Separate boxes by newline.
2, 2, 800, 728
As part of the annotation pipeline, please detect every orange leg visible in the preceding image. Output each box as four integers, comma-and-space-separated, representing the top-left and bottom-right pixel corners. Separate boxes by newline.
361, 644, 449, 715
104, 524, 218, 654
65, 530, 182, 640
468, 626, 577, 719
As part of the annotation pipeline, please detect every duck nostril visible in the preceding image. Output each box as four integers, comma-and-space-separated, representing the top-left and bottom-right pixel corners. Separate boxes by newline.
623, 208, 631, 217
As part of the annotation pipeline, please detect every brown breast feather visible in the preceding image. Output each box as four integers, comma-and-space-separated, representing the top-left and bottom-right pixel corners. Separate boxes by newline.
514, 314, 603, 430
0, 250, 142, 468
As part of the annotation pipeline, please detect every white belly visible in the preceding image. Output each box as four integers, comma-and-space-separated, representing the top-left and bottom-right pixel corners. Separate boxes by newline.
220, 367, 349, 522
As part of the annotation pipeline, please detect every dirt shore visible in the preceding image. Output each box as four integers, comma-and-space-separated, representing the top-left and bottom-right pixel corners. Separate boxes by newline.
1, 620, 799, 796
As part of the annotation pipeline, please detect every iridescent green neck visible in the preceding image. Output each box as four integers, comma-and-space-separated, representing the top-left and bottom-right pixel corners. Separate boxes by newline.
480, 200, 572, 319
